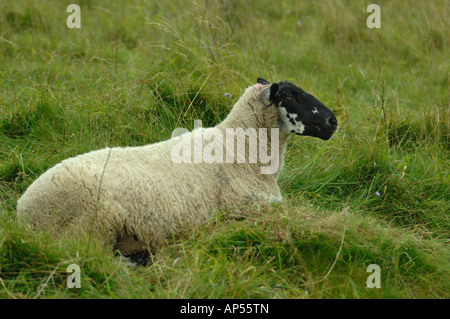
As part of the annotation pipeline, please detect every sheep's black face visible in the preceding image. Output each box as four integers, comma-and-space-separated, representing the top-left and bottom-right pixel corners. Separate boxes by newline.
258, 78, 338, 140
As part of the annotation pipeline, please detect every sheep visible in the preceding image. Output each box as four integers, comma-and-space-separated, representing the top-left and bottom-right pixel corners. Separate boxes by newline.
16, 78, 338, 260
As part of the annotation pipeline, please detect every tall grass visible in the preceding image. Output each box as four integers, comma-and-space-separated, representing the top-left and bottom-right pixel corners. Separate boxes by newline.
0, 0, 448, 298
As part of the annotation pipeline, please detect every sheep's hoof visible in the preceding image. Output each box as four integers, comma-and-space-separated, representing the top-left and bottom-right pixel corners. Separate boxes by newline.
114, 249, 152, 267
115, 255, 139, 268
127, 250, 152, 266
114, 232, 152, 266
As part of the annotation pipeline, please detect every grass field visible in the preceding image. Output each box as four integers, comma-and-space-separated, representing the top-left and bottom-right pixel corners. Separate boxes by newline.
0, 0, 448, 299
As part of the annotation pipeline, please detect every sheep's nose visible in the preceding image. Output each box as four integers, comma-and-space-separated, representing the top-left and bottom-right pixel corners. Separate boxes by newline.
329, 117, 337, 126
327, 116, 338, 127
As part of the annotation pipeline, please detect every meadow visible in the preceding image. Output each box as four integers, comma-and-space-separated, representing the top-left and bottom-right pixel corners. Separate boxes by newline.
0, 0, 448, 298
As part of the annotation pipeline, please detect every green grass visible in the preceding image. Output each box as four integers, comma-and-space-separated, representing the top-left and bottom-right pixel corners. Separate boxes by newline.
0, 0, 448, 299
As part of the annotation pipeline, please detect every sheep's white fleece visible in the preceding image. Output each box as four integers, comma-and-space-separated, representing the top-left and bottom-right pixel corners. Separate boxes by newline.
16, 84, 290, 254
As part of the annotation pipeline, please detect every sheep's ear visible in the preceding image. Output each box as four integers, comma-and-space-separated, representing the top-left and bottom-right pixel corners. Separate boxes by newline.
257, 78, 270, 85
261, 83, 279, 107
269, 83, 279, 102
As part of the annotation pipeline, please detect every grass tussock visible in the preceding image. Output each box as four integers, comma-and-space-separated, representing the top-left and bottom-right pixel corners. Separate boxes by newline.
0, 0, 449, 298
